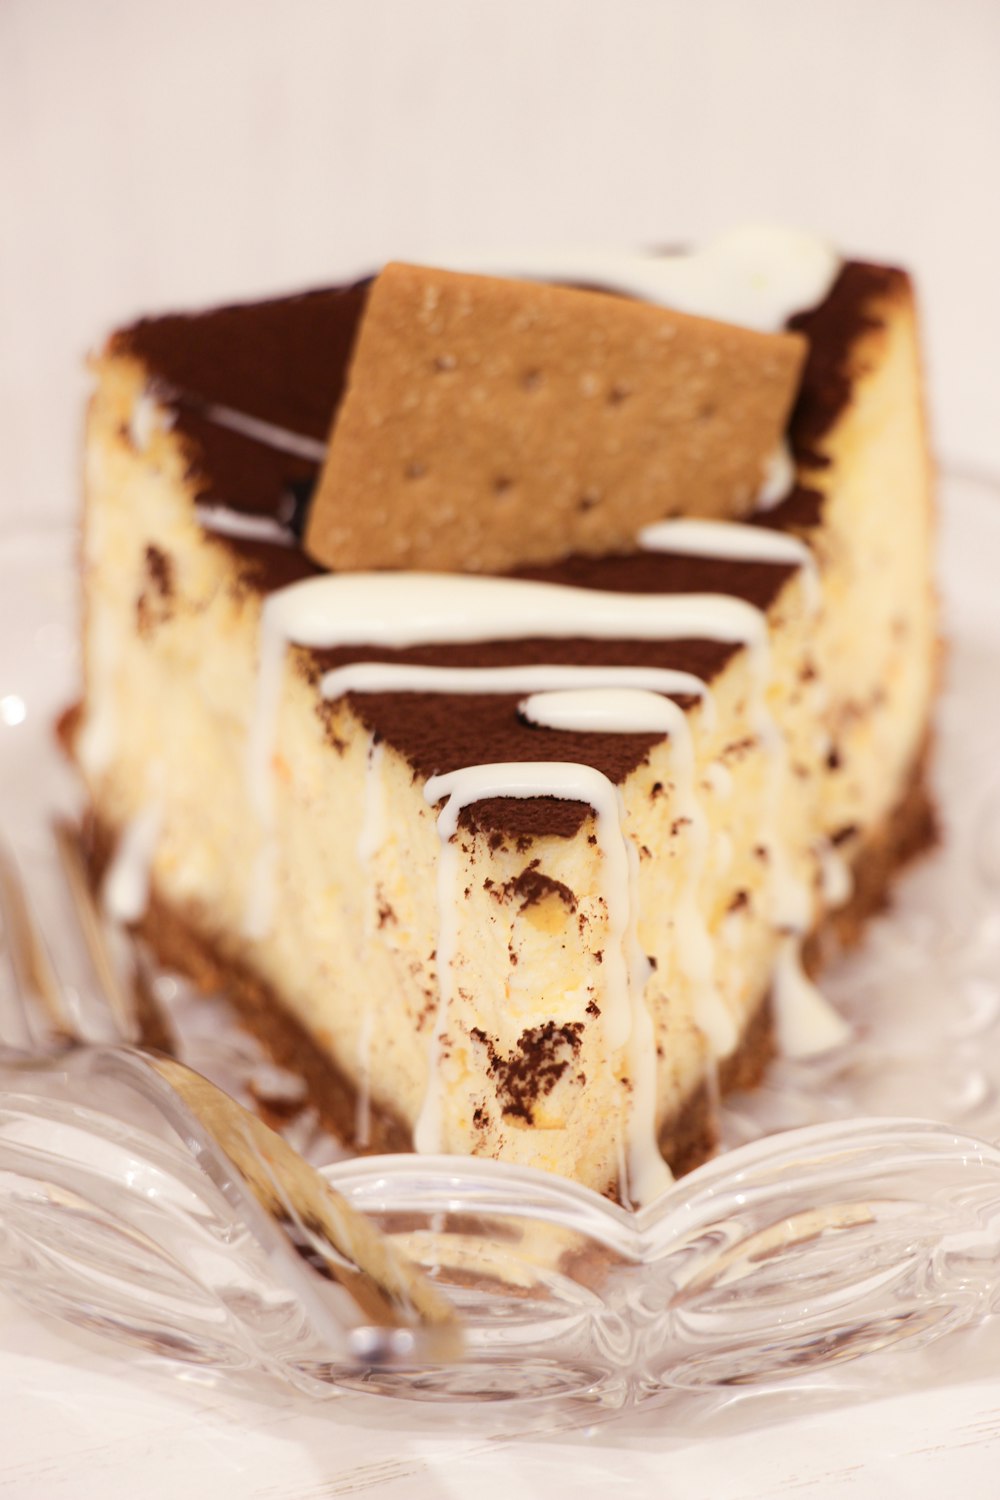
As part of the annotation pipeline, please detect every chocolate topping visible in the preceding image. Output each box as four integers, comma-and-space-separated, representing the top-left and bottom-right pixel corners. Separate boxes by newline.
116, 258, 898, 840
114, 279, 369, 523
172, 407, 320, 520
114, 280, 370, 439
787, 261, 905, 468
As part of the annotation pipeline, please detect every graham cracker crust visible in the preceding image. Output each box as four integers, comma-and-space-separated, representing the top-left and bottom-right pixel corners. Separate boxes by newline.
86, 739, 936, 1194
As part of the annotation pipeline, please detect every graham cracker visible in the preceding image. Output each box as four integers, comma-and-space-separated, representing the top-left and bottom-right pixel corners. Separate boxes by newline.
304, 262, 807, 574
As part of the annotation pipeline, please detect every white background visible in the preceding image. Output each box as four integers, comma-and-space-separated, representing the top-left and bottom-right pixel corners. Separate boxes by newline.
2, 0, 999, 537
2, 2, 1000, 1493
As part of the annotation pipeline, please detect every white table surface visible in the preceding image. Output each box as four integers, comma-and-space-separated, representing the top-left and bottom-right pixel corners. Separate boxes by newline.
3, 2, 1000, 1492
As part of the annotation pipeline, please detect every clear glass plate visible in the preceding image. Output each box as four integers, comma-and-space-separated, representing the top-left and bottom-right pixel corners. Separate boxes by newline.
2, 471, 1000, 1408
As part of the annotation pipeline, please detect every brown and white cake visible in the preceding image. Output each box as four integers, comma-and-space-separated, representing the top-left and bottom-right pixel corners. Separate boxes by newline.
73, 229, 937, 1205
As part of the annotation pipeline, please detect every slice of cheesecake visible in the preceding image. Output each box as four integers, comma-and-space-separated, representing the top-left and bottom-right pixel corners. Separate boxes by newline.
74, 248, 936, 1205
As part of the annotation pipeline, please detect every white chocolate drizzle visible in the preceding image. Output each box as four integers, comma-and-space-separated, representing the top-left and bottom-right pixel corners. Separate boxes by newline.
322, 661, 710, 722
440, 225, 841, 334
129, 392, 162, 454
639, 517, 819, 613
259, 572, 765, 655
520, 686, 691, 736
194, 401, 327, 463
102, 802, 162, 924
773, 936, 852, 1057
353, 736, 387, 1148
757, 441, 796, 510
639, 521, 823, 936
817, 838, 854, 909
420, 761, 670, 1204
519, 688, 734, 1059
357, 737, 387, 866
251, 573, 762, 798
195, 503, 297, 549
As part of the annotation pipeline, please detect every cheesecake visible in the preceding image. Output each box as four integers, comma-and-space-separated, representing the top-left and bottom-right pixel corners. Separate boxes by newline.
73, 233, 936, 1205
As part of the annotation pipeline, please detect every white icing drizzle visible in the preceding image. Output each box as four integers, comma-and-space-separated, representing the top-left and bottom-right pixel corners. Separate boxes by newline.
520, 686, 689, 735
102, 803, 162, 924
639, 517, 819, 613
353, 737, 387, 1148
817, 838, 854, 909
425, 763, 642, 1055
259, 572, 765, 654
419, 761, 670, 1205
639, 518, 819, 937
621, 831, 675, 1206
519, 688, 735, 1059
196, 401, 327, 463
322, 661, 711, 725
357, 737, 387, 866
129, 392, 161, 454
639, 517, 819, 932
760, 711, 814, 936
756, 441, 796, 510
195, 503, 297, 549
440, 225, 841, 334
773, 936, 852, 1057
335, 677, 735, 1075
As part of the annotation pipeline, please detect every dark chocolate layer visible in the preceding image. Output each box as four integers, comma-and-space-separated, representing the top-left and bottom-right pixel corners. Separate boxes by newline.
114, 279, 370, 439
115, 279, 369, 520
787, 261, 905, 469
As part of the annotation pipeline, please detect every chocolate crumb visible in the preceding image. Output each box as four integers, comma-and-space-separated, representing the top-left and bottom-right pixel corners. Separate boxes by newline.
504, 865, 578, 913
831, 823, 859, 847
475, 1021, 584, 1123
136, 544, 175, 636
